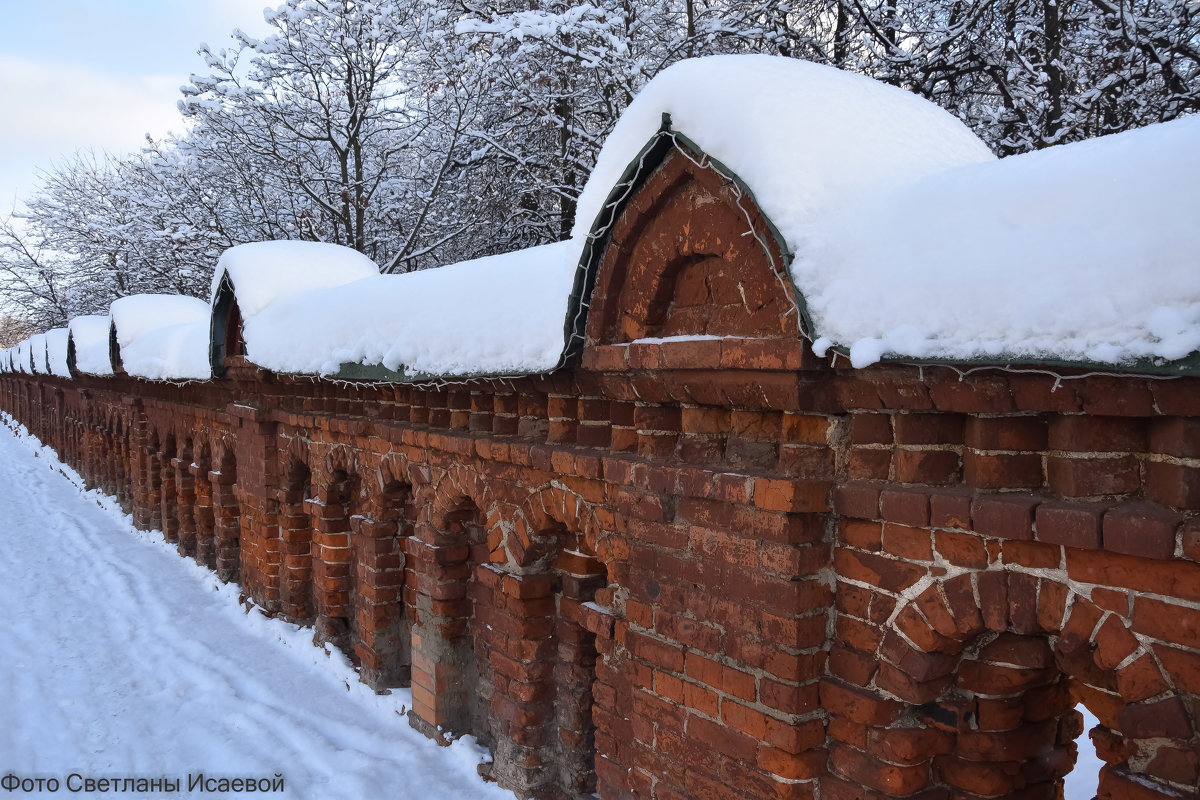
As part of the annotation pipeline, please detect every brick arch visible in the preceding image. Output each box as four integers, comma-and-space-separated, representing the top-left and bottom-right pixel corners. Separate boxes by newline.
369, 451, 417, 507
323, 444, 357, 488
584, 142, 799, 347
516, 482, 605, 572
862, 572, 1195, 799
427, 461, 508, 563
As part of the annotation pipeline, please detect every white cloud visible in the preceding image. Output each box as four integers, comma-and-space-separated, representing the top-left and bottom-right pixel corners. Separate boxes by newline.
0, 1, 274, 213
0, 56, 185, 210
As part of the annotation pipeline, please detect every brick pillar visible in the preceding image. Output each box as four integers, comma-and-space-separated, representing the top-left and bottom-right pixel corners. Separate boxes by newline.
311, 480, 354, 649
191, 461, 215, 569
172, 455, 197, 557
124, 399, 159, 531
209, 466, 240, 583
352, 515, 409, 690
229, 403, 280, 611
159, 451, 178, 542
274, 485, 312, 621
406, 518, 482, 743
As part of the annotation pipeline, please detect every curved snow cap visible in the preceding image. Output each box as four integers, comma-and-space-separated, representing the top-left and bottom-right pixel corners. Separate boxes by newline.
45, 328, 70, 378
68, 315, 114, 376
572, 54, 996, 255
803, 114, 1200, 368
245, 241, 576, 378
27, 333, 48, 374
14, 339, 30, 373
110, 295, 212, 381
211, 241, 380, 318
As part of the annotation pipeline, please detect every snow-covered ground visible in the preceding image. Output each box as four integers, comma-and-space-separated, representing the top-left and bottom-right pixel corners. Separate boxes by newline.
0, 414, 1105, 798
0, 415, 509, 800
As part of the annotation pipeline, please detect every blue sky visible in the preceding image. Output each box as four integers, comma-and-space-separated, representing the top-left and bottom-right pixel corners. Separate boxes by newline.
0, 0, 271, 212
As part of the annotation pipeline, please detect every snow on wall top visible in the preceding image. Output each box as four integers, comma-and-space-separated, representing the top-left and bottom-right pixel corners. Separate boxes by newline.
110, 295, 211, 381
45, 328, 70, 378
68, 315, 114, 376
571, 54, 996, 260
211, 241, 380, 318
803, 114, 1200, 367
27, 333, 48, 374
243, 242, 576, 378
14, 340, 29, 374
573, 54, 1198, 370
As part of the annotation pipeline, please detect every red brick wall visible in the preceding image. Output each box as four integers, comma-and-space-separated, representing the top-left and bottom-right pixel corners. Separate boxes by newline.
2, 147, 1197, 800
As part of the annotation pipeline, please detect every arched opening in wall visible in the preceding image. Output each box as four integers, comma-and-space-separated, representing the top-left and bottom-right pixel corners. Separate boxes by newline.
212, 445, 241, 583
144, 430, 163, 531
1065, 702, 1104, 800
443, 499, 495, 751
192, 442, 216, 570
113, 416, 130, 511
547, 529, 605, 799
158, 435, 178, 542
100, 422, 116, 496
280, 457, 314, 623
174, 437, 197, 558
874, 586, 1198, 800
313, 468, 360, 656
921, 630, 1079, 798
354, 477, 413, 690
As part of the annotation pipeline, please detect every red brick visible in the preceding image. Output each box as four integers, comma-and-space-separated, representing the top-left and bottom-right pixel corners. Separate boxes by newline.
1116, 652, 1170, 702
965, 416, 1048, 451
1115, 696, 1193, 739
882, 523, 933, 561
972, 494, 1040, 540
895, 449, 960, 485
1133, 596, 1200, 650
1047, 454, 1140, 498
928, 488, 973, 529
820, 680, 902, 726
684, 652, 756, 701
1097, 764, 1198, 800
1103, 503, 1180, 559
1035, 500, 1104, 549
880, 487, 930, 526
1154, 643, 1200, 694
832, 481, 881, 519
1147, 745, 1200, 788
964, 450, 1043, 490
979, 633, 1054, 668
894, 413, 964, 445
1049, 415, 1147, 452
829, 742, 931, 795
1145, 460, 1200, 509
933, 530, 988, 569
850, 413, 892, 445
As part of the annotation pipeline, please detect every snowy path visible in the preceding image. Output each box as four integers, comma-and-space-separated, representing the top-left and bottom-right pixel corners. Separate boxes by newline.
0, 417, 509, 799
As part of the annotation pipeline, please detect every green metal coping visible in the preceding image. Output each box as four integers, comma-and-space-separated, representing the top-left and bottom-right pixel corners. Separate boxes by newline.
208, 116, 1195, 383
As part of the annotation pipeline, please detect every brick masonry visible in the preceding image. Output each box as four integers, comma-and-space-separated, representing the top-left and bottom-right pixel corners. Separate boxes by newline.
2, 148, 1198, 799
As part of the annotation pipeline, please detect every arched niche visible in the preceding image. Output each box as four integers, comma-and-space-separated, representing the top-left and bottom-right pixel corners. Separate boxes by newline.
208, 273, 246, 377
567, 124, 810, 360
